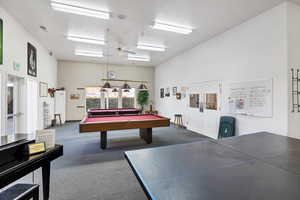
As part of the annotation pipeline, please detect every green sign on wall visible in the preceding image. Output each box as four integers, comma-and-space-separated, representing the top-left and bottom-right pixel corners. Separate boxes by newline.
0, 18, 3, 65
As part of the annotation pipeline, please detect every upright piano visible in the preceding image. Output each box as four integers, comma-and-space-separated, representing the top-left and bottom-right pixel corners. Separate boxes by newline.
0, 134, 63, 200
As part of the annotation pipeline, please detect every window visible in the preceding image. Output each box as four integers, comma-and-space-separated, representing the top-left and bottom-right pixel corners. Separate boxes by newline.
107, 89, 119, 109
85, 87, 136, 109
122, 88, 135, 108
85, 87, 101, 111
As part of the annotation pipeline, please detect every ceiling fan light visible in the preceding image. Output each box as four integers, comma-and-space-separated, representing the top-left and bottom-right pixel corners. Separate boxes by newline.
103, 82, 112, 89
122, 83, 131, 90
112, 88, 119, 92
138, 83, 148, 91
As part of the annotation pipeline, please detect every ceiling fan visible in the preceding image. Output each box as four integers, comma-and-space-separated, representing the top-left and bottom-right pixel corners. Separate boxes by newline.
105, 28, 137, 56
116, 46, 136, 55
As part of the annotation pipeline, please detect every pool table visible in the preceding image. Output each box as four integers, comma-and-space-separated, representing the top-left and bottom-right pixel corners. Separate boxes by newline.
87, 108, 141, 117
80, 115, 170, 149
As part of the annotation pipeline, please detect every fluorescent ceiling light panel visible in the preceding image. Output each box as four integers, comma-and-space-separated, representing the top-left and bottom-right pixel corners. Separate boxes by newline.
51, 0, 110, 19
153, 21, 193, 34
67, 35, 105, 45
75, 50, 103, 58
128, 54, 150, 62
137, 42, 166, 52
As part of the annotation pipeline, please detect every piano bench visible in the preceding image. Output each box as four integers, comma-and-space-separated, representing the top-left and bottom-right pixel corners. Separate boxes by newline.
0, 184, 39, 200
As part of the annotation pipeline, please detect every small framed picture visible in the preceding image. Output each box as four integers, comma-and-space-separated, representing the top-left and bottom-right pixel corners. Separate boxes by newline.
165, 87, 170, 97
181, 87, 188, 98
172, 87, 177, 95
39, 82, 48, 97
70, 94, 80, 100
160, 88, 164, 98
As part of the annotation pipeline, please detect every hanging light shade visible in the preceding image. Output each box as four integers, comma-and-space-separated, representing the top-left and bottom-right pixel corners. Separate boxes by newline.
122, 82, 131, 90
112, 88, 119, 92
138, 83, 148, 91
100, 88, 107, 92
103, 81, 112, 89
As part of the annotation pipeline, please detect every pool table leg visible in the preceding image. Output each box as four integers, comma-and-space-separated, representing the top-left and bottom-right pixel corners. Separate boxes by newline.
101, 131, 107, 149
140, 128, 152, 144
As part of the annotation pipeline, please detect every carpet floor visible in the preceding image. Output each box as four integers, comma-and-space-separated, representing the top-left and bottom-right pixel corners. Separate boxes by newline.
12, 122, 210, 200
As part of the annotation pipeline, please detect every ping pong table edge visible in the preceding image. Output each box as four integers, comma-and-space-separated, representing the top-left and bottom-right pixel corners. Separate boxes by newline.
124, 152, 155, 200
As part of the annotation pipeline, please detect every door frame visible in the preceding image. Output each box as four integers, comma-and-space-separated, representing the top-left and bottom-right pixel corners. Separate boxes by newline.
5, 74, 26, 135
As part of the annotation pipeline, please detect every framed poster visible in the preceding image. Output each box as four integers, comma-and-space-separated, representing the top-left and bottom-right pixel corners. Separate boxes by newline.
181, 87, 188, 98
165, 87, 170, 97
39, 82, 48, 97
206, 93, 217, 110
160, 88, 164, 98
190, 94, 199, 108
27, 43, 37, 77
70, 93, 80, 100
0, 18, 3, 65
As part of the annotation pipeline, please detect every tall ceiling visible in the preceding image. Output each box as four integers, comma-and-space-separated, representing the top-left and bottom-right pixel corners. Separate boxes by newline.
0, 0, 296, 67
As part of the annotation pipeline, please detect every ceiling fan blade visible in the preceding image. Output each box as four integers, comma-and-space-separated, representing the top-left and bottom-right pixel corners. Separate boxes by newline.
123, 50, 136, 54
103, 54, 113, 57
116, 47, 136, 55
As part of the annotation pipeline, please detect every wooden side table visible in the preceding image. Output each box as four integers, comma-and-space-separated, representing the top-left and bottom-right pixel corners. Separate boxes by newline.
174, 114, 184, 128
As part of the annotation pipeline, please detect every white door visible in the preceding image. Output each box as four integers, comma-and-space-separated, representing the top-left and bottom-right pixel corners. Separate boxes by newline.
6, 81, 15, 135
26, 78, 38, 134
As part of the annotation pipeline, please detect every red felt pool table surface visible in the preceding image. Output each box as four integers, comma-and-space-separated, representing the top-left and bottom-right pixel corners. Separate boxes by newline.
83, 115, 164, 123
88, 108, 139, 113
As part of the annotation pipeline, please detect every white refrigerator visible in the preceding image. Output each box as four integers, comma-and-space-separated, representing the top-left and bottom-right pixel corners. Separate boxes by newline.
55, 90, 66, 124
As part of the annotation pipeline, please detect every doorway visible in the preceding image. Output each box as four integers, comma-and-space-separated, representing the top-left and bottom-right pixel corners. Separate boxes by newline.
6, 75, 25, 135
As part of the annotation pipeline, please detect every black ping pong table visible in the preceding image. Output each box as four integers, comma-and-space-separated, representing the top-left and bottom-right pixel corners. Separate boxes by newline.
125, 132, 300, 200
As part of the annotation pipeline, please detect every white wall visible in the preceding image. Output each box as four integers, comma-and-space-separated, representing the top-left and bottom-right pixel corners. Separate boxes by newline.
57, 61, 154, 121
287, 2, 300, 139
155, 3, 289, 138
0, 5, 57, 133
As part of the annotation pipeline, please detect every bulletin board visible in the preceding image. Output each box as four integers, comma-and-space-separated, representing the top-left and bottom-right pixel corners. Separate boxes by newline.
225, 79, 273, 117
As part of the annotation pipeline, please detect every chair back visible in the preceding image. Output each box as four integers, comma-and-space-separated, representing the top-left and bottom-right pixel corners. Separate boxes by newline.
218, 116, 235, 139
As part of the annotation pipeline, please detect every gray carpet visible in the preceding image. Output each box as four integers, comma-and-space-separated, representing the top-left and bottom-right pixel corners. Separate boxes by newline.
14, 122, 210, 200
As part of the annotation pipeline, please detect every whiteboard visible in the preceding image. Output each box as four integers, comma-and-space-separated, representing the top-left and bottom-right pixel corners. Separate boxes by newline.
225, 79, 273, 117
